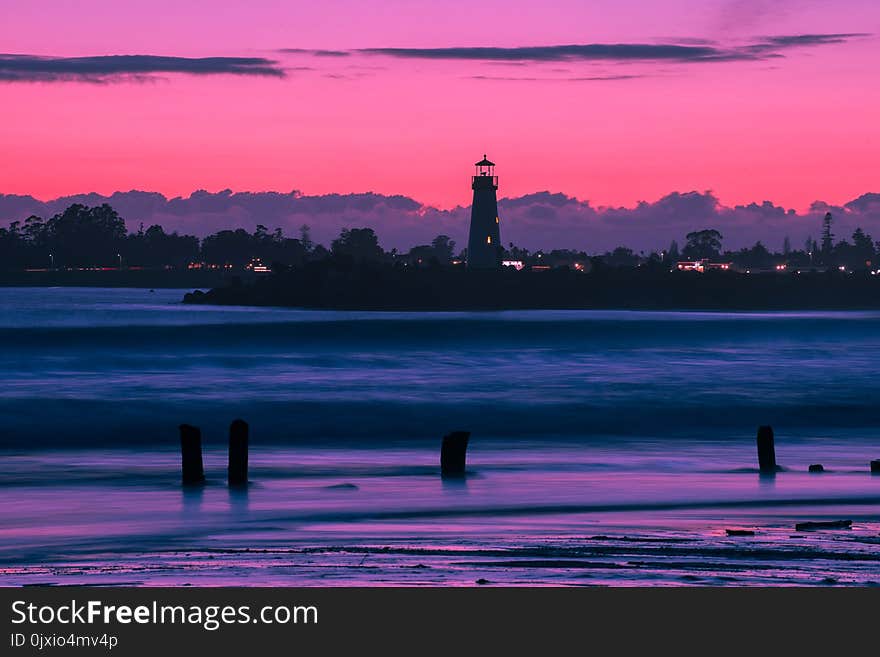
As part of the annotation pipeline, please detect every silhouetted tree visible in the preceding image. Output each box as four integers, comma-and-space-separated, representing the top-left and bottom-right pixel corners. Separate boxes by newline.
430, 235, 455, 264
406, 235, 457, 267
0, 219, 41, 269
541, 249, 591, 269
804, 236, 816, 259
851, 228, 874, 269
253, 225, 308, 266
125, 224, 199, 267
406, 244, 435, 266
683, 229, 723, 259
310, 244, 330, 261
299, 224, 313, 253
331, 228, 386, 263
201, 229, 254, 267
505, 242, 529, 261
42, 204, 128, 267
602, 246, 640, 268
731, 241, 773, 269
199, 225, 309, 268
821, 212, 834, 257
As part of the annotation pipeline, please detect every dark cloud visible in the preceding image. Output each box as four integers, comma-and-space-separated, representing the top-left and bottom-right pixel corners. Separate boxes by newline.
279, 49, 350, 57
321, 33, 868, 65
569, 75, 643, 81
3, 189, 880, 253
359, 44, 746, 63
470, 75, 541, 81
844, 193, 880, 214
744, 33, 871, 56
761, 33, 869, 47
0, 54, 285, 83
469, 74, 643, 82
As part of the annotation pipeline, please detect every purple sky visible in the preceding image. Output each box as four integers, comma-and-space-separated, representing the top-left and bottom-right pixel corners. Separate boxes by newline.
1, 0, 878, 248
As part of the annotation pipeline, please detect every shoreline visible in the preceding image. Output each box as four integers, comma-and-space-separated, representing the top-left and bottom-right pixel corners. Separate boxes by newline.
3, 440, 879, 586
3, 272, 880, 312
183, 266, 880, 312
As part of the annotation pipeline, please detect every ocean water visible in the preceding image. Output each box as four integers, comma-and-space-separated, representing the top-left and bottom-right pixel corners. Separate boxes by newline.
1, 287, 879, 586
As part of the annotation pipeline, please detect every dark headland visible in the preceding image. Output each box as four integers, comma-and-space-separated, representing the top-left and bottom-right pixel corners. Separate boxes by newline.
183, 261, 880, 311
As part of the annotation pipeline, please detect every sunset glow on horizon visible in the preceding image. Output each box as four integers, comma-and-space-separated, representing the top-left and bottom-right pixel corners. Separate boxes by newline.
1, 0, 878, 214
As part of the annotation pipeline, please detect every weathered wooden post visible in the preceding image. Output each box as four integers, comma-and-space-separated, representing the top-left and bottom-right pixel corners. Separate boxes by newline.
228, 419, 249, 486
179, 424, 205, 485
756, 425, 777, 474
441, 431, 470, 477
871, 460, 880, 474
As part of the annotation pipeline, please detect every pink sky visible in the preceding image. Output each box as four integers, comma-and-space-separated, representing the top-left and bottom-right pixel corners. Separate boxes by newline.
1, 0, 878, 212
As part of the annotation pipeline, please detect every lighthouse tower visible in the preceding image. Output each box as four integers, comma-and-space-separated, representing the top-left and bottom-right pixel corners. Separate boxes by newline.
467, 155, 501, 269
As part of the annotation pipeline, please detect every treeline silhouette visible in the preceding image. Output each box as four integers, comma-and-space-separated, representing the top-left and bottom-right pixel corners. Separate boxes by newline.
2, 203, 878, 273
0, 203, 453, 272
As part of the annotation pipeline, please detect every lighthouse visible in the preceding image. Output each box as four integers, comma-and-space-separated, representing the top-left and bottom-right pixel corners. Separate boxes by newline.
467, 155, 502, 269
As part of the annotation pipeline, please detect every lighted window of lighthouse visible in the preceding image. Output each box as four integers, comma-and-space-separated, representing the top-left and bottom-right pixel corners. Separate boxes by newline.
486, 236, 492, 244
496, 217, 499, 224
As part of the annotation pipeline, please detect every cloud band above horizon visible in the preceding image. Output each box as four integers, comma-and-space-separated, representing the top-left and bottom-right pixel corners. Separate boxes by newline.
0, 54, 286, 83
2, 189, 878, 254
355, 33, 869, 63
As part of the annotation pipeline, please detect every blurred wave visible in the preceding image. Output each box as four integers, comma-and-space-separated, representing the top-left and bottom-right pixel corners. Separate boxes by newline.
1, 287, 879, 448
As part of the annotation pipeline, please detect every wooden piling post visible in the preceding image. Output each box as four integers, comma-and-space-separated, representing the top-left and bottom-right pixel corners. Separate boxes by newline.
756, 425, 777, 474
871, 460, 880, 474
441, 431, 470, 477
179, 424, 205, 485
228, 419, 249, 486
